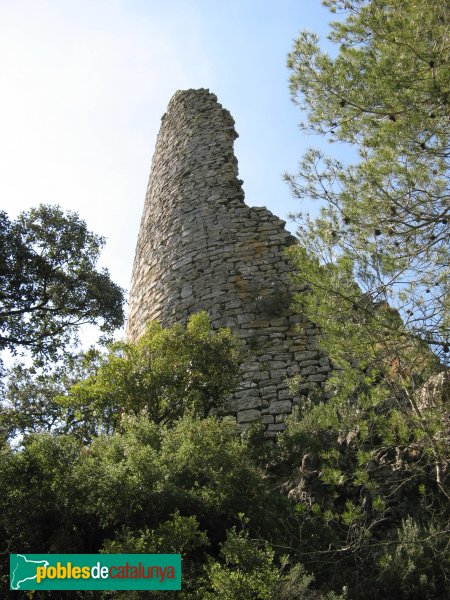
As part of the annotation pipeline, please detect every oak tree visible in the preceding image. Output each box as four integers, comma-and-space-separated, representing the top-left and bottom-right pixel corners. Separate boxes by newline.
0, 205, 124, 368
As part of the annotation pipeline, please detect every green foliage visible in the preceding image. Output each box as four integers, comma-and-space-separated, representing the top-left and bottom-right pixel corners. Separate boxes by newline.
0, 414, 269, 544
281, 5, 450, 594
204, 528, 280, 600
0, 414, 276, 597
0, 433, 84, 556
57, 312, 242, 436
286, 0, 449, 361
204, 527, 345, 600
378, 517, 450, 599
64, 413, 271, 540
0, 352, 101, 443
102, 512, 209, 555
4, 309, 446, 597
0, 205, 124, 367
0, 317, 254, 598
276, 401, 450, 597
101, 512, 210, 599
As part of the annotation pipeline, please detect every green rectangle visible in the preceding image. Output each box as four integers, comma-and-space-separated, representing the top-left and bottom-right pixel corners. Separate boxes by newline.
10, 553, 181, 591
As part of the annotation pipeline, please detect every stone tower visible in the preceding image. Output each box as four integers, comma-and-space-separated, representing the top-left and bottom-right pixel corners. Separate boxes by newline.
127, 89, 330, 436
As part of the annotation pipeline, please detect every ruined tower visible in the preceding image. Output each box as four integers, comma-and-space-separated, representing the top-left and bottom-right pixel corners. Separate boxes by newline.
127, 89, 330, 435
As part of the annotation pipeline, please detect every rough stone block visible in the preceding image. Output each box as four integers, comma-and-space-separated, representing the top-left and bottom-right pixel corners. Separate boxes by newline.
287, 365, 300, 376
298, 359, 318, 368
238, 397, 262, 410
267, 423, 286, 432
301, 366, 316, 376
261, 414, 274, 424
294, 351, 319, 361
268, 400, 292, 414
307, 374, 327, 382
237, 409, 261, 423
269, 361, 287, 369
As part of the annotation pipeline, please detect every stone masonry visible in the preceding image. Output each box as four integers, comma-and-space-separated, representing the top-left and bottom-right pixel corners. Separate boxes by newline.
126, 89, 331, 436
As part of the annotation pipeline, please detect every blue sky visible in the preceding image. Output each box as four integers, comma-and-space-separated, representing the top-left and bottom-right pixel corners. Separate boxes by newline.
0, 0, 334, 306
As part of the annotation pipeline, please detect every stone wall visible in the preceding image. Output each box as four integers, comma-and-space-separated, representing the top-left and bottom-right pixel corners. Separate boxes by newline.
127, 89, 331, 436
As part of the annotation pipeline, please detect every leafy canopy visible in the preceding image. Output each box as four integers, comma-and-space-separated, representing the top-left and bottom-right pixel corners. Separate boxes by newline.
0, 204, 124, 366
1, 312, 242, 445
55, 312, 242, 437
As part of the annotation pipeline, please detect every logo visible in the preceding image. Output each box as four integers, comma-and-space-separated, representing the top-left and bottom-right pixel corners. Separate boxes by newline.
10, 554, 181, 591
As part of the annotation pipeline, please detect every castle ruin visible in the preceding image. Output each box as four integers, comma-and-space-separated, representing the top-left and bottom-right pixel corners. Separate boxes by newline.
127, 89, 331, 435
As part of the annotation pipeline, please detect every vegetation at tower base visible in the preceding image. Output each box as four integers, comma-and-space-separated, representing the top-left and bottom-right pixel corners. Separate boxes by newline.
0, 312, 241, 444
0, 316, 327, 600
1, 314, 448, 598
56, 311, 243, 437
0, 204, 124, 374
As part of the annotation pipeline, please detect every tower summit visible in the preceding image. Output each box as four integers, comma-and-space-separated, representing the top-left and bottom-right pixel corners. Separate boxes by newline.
127, 89, 330, 435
